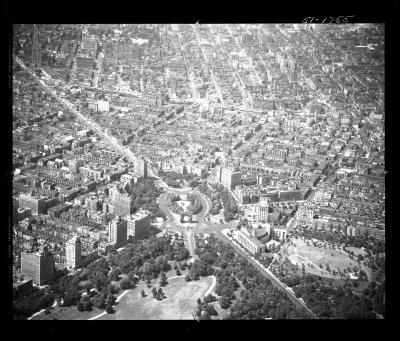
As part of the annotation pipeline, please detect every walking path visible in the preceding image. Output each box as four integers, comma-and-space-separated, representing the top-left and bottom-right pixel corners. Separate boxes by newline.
203, 276, 217, 297
88, 289, 132, 320
27, 309, 46, 320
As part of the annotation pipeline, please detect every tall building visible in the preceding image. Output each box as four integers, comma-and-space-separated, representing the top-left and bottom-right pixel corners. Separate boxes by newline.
18, 193, 47, 215
255, 197, 270, 222
66, 236, 82, 269
135, 158, 148, 178
31, 25, 41, 69
21, 246, 55, 285
220, 167, 242, 190
112, 188, 131, 217
126, 209, 151, 240
108, 217, 127, 247
97, 100, 109, 112
296, 205, 314, 227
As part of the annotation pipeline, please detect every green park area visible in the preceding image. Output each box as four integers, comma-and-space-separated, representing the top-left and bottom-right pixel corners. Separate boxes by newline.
96, 276, 214, 320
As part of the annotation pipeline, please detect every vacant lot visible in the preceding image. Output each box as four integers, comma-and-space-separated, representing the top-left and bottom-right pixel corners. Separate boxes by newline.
283, 237, 370, 279
97, 276, 214, 320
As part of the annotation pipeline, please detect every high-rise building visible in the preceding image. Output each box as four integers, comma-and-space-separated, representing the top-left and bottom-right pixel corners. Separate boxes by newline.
255, 197, 270, 222
126, 209, 151, 240
66, 236, 82, 269
108, 217, 127, 248
220, 167, 242, 190
21, 246, 55, 285
112, 188, 131, 217
97, 100, 109, 112
18, 193, 47, 215
131, 158, 148, 178
31, 26, 41, 69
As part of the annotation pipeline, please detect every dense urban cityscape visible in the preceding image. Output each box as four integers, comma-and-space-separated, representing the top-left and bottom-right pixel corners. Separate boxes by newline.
12, 23, 385, 320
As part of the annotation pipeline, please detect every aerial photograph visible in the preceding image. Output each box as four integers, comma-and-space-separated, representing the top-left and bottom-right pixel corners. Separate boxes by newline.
11, 23, 385, 320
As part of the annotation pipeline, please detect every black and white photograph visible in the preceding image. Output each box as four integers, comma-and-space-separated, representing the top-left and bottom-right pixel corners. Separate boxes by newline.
9, 11, 389, 321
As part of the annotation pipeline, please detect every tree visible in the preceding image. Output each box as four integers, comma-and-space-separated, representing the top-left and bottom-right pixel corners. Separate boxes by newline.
81, 297, 93, 311
200, 310, 211, 320
141, 290, 146, 297
92, 293, 105, 309
176, 269, 181, 276
106, 293, 115, 306
106, 303, 114, 314
205, 304, 218, 316
159, 272, 168, 286
197, 298, 202, 305
220, 295, 232, 309
120, 278, 132, 290
77, 302, 85, 312
203, 294, 217, 304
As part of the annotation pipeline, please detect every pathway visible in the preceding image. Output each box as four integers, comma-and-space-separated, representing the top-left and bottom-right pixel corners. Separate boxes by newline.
203, 276, 217, 297
88, 289, 132, 320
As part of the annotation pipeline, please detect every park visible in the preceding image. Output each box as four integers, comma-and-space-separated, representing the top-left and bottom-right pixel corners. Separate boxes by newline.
281, 236, 371, 280
95, 275, 215, 320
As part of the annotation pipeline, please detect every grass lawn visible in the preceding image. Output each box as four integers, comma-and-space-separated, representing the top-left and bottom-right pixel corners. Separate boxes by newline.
31, 305, 104, 320
97, 276, 214, 320
284, 237, 371, 280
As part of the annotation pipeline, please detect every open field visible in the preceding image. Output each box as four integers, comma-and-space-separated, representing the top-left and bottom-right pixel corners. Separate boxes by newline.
31, 305, 104, 320
283, 237, 371, 280
97, 276, 214, 320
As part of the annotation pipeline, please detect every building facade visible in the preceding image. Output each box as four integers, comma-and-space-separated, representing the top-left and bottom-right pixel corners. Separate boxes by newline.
234, 229, 264, 255
18, 193, 47, 215
255, 198, 270, 221
220, 167, 242, 190
112, 188, 131, 217
108, 217, 127, 247
21, 246, 55, 285
126, 209, 151, 240
66, 236, 82, 269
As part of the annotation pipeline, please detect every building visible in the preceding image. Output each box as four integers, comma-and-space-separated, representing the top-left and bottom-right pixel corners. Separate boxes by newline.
31, 26, 41, 69
18, 193, 47, 215
347, 225, 357, 237
108, 216, 127, 247
296, 205, 314, 227
112, 188, 131, 217
126, 209, 151, 240
273, 227, 288, 240
13, 279, 33, 297
257, 174, 271, 186
21, 246, 55, 285
255, 198, 270, 221
14, 207, 32, 224
82, 37, 98, 51
97, 100, 110, 112
135, 158, 148, 178
234, 229, 264, 255
66, 236, 82, 269
76, 56, 94, 71
220, 167, 242, 190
